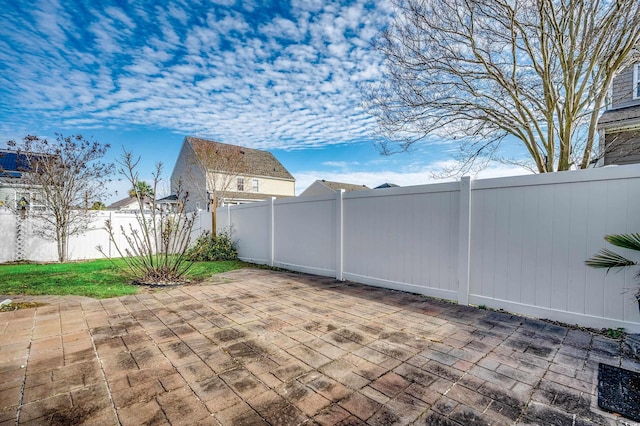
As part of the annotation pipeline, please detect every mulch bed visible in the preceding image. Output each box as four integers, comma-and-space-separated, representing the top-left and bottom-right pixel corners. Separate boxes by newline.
0, 301, 47, 312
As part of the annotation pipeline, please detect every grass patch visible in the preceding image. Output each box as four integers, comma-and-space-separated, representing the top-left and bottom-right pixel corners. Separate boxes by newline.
186, 260, 246, 279
0, 258, 246, 299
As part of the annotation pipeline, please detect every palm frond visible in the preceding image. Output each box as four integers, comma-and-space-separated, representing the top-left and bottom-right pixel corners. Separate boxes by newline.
604, 233, 640, 251
585, 248, 637, 270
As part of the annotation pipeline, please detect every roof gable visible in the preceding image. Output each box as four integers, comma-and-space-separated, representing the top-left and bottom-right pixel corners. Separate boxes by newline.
186, 137, 294, 181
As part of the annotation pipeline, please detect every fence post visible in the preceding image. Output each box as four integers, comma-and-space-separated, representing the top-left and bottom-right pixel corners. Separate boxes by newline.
336, 189, 344, 281
227, 204, 231, 229
269, 197, 275, 267
109, 212, 112, 258
458, 176, 472, 305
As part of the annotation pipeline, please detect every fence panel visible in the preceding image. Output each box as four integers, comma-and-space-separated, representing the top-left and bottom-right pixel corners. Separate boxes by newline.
343, 184, 460, 299
273, 195, 337, 276
0, 212, 16, 261
0, 210, 208, 263
225, 202, 271, 264
468, 168, 640, 328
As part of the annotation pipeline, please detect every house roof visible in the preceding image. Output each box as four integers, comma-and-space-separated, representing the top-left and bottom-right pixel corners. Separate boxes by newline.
598, 105, 640, 130
375, 183, 399, 189
157, 194, 178, 203
107, 196, 153, 210
186, 137, 294, 181
319, 180, 369, 192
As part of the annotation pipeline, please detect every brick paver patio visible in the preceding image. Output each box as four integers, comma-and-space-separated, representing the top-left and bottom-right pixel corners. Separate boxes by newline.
1, 268, 638, 425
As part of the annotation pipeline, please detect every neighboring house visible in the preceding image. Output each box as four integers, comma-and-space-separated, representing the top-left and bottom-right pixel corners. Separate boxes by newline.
0, 149, 44, 211
299, 180, 369, 197
598, 62, 640, 165
156, 194, 180, 212
106, 195, 177, 213
106, 196, 153, 212
170, 137, 295, 211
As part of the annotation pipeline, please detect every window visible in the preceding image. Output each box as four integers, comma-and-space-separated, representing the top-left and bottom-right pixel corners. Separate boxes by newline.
237, 177, 244, 191
634, 63, 640, 100
252, 178, 259, 193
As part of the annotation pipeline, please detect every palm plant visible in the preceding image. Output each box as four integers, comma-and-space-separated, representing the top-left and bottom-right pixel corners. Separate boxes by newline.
128, 181, 154, 198
586, 233, 640, 302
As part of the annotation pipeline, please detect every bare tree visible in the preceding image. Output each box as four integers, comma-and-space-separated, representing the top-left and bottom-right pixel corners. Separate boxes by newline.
98, 150, 196, 284
184, 138, 246, 235
7, 134, 113, 262
365, 0, 640, 173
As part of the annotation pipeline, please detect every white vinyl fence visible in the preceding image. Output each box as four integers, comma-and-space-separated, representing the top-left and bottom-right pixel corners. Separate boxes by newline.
218, 165, 640, 332
0, 210, 212, 263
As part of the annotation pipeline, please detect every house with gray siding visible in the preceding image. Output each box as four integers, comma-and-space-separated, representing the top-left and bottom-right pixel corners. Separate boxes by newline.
598, 63, 640, 165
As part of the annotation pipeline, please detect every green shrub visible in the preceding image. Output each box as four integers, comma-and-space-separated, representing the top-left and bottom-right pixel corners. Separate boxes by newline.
187, 231, 238, 261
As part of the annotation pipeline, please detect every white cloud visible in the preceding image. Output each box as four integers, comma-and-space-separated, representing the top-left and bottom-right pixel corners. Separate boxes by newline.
0, 0, 393, 153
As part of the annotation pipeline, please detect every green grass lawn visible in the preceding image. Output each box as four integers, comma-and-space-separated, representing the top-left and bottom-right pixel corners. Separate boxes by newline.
0, 258, 246, 299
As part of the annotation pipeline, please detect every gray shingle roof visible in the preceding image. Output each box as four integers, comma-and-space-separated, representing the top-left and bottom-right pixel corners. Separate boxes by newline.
186, 137, 294, 181
375, 183, 399, 189
320, 180, 369, 192
107, 196, 153, 209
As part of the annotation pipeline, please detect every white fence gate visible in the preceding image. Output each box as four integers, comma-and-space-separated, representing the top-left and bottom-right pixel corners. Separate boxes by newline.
218, 165, 640, 332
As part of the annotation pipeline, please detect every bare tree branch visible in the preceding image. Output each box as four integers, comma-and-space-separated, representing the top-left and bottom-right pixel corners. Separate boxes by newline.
364, 0, 640, 173
6, 134, 113, 262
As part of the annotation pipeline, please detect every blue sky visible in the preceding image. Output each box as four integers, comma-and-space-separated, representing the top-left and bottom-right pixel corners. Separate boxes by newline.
0, 0, 528, 202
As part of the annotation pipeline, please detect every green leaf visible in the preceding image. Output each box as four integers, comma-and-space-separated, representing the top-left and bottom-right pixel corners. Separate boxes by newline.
585, 248, 637, 270
604, 233, 640, 251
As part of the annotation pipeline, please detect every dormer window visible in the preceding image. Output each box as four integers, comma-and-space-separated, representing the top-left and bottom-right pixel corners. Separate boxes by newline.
634, 63, 640, 100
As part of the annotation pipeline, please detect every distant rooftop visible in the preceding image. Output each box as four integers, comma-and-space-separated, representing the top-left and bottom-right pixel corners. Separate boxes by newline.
375, 183, 399, 189
319, 180, 369, 192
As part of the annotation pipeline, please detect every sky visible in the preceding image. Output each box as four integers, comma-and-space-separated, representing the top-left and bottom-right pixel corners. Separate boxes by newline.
0, 0, 530, 203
